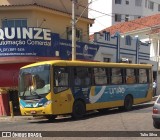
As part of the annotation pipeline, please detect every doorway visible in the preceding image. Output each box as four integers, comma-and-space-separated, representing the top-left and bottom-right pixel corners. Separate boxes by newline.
8, 90, 20, 115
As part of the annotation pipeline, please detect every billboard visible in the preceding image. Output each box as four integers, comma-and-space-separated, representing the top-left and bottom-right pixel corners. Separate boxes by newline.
0, 27, 99, 60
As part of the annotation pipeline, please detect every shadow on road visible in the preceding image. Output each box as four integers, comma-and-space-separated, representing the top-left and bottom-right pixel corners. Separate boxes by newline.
29, 102, 154, 124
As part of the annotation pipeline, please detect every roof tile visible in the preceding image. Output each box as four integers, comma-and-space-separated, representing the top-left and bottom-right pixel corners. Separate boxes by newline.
103, 13, 160, 35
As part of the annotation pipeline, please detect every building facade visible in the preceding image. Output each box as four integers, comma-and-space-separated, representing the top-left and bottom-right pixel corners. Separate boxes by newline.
91, 13, 160, 94
0, 0, 97, 115
92, 31, 156, 67
89, 0, 160, 33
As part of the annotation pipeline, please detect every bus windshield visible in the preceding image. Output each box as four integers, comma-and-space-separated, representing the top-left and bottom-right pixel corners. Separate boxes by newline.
19, 65, 50, 100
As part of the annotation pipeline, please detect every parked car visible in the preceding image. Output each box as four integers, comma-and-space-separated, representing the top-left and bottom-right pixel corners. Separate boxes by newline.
152, 95, 160, 129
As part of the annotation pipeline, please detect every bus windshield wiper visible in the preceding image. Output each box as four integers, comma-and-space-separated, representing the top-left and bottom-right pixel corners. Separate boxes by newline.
31, 91, 43, 98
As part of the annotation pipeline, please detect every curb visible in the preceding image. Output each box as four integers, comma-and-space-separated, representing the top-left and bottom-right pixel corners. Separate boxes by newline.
0, 116, 45, 121
152, 96, 158, 101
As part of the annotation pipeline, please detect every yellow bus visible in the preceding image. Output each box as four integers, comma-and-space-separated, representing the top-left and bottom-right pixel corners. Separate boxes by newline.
18, 60, 153, 120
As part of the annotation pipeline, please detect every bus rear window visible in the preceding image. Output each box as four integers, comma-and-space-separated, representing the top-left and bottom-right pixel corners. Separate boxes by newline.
139, 69, 148, 83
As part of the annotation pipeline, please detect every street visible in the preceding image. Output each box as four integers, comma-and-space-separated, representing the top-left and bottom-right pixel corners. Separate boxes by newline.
0, 101, 160, 140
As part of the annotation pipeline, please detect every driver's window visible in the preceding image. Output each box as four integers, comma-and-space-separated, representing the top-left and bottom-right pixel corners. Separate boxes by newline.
54, 67, 69, 93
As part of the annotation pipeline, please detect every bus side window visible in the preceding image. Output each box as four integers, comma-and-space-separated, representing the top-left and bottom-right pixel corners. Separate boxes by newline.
73, 68, 82, 86
54, 67, 69, 93
111, 68, 122, 84
139, 69, 147, 83
73, 67, 92, 87
126, 69, 136, 84
93, 68, 107, 85
85, 68, 93, 86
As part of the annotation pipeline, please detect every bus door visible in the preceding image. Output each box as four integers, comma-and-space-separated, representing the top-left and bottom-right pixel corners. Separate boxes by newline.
72, 67, 92, 106
53, 66, 73, 114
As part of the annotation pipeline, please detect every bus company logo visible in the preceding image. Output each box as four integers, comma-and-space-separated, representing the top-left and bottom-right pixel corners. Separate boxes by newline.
89, 86, 106, 103
109, 87, 125, 95
33, 103, 38, 107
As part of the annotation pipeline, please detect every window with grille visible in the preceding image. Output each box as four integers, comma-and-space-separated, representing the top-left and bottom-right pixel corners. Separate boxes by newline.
145, 0, 148, 8
126, 0, 129, 5
115, 14, 121, 22
66, 27, 82, 41
135, 0, 142, 6
148, 1, 154, 10
125, 15, 129, 21
115, 0, 122, 4
134, 15, 141, 19
104, 58, 111, 62
125, 35, 132, 45
158, 4, 160, 11
2, 19, 27, 28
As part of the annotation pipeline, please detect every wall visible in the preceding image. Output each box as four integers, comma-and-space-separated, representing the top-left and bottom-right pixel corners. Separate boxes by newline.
0, 6, 90, 42
0, 63, 29, 87
0, 0, 89, 18
142, 0, 160, 16
112, 0, 142, 25
89, 0, 159, 33
92, 31, 156, 67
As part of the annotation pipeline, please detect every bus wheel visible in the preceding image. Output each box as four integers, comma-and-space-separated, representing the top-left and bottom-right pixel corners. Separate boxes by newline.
45, 115, 56, 121
124, 95, 133, 111
72, 100, 86, 119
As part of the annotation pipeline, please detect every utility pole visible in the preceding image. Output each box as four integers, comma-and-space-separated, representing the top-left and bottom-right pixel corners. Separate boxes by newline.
72, 0, 76, 61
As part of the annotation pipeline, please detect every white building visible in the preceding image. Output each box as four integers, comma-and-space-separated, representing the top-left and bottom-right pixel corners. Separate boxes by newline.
90, 13, 160, 94
92, 31, 156, 67
89, 0, 160, 34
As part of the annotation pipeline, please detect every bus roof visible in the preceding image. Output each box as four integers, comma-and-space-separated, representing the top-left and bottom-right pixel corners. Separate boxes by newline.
21, 60, 152, 69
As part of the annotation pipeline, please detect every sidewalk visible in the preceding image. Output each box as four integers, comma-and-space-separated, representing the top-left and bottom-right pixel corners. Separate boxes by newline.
0, 115, 45, 121
152, 95, 159, 101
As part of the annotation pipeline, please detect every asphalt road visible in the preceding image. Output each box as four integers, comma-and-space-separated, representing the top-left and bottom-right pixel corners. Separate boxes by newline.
0, 101, 160, 140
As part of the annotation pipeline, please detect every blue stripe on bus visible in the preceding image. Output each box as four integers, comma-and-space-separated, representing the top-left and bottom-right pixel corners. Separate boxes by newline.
72, 84, 148, 104
20, 98, 49, 108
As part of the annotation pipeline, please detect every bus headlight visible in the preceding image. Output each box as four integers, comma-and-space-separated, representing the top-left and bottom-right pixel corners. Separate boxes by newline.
44, 100, 52, 107
20, 104, 24, 109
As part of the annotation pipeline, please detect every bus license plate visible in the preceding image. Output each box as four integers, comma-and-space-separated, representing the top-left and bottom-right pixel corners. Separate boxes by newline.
30, 110, 36, 114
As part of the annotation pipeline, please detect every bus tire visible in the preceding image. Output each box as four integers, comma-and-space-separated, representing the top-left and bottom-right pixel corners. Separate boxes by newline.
124, 95, 133, 111
45, 115, 56, 121
72, 100, 86, 119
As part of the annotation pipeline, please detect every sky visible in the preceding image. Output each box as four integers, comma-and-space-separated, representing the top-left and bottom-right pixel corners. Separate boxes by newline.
88, 0, 112, 34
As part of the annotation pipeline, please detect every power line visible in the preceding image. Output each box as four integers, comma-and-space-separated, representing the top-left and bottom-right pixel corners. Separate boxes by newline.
89, 13, 107, 28
75, 0, 100, 23
77, 3, 114, 17
62, 1, 160, 39
60, 0, 68, 13
75, 0, 90, 23
78, 2, 159, 31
